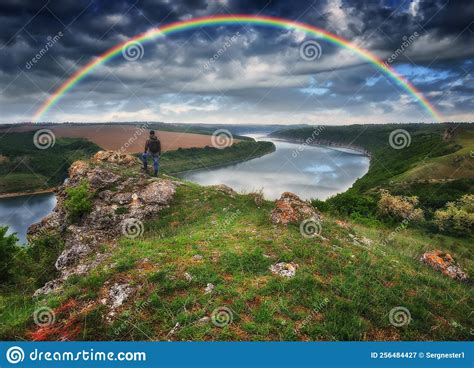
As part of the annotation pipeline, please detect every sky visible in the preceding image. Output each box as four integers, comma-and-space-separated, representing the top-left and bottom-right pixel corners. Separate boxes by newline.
0, 0, 473, 125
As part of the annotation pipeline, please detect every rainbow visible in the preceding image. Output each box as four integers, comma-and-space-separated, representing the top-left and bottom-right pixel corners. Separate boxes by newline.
32, 14, 442, 122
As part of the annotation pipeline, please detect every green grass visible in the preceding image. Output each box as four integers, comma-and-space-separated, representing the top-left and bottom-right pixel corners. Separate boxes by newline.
1, 182, 471, 341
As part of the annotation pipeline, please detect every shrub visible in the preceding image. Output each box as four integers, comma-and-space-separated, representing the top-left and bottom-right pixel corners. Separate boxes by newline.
25, 234, 64, 287
0, 227, 19, 283
325, 191, 377, 217
434, 194, 474, 235
64, 180, 93, 222
249, 189, 264, 207
311, 198, 330, 212
377, 189, 424, 223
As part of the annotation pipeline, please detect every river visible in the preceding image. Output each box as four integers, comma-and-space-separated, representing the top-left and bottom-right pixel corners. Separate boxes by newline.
0, 193, 56, 244
180, 137, 370, 200
0, 137, 369, 244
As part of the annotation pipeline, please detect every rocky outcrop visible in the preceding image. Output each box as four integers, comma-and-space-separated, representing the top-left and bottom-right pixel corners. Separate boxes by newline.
270, 192, 320, 225
29, 151, 177, 296
420, 250, 469, 283
91, 151, 137, 167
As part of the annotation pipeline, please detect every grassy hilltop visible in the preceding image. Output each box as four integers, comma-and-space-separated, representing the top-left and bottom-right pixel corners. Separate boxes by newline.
0, 124, 472, 341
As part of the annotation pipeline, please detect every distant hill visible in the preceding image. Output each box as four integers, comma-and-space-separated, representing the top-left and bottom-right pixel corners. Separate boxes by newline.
271, 122, 474, 217
0, 121, 300, 137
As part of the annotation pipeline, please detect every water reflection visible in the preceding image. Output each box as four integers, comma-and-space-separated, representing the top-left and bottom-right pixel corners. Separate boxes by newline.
0, 193, 56, 244
181, 138, 370, 200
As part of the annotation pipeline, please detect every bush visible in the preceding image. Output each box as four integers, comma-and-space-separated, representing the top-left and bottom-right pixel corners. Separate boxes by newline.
434, 194, 474, 235
0, 227, 19, 283
311, 198, 330, 212
377, 189, 424, 223
325, 191, 377, 217
25, 234, 64, 287
65, 181, 93, 222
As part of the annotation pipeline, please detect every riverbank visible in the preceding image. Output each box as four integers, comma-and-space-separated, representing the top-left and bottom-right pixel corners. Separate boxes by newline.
0, 188, 55, 199
171, 148, 275, 175
0, 132, 100, 195
160, 140, 276, 175
270, 136, 372, 158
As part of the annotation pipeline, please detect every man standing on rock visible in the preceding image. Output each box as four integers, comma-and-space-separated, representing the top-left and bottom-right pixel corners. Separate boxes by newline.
142, 130, 161, 176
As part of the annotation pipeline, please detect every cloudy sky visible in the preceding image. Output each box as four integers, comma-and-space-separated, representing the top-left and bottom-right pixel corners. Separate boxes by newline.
0, 0, 473, 125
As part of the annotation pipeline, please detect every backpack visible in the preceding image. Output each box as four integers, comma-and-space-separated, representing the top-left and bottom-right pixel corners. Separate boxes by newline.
148, 138, 161, 154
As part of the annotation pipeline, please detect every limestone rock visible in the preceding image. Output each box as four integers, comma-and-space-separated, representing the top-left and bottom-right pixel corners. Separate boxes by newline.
112, 192, 133, 205
139, 180, 176, 205
270, 192, 320, 225
91, 151, 137, 167
105, 283, 133, 321
210, 184, 237, 197
86, 168, 120, 189
109, 283, 132, 310
269, 262, 298, 278
420, 250, 469, 282
69, 160, 89, 178
204, 283, 215, 294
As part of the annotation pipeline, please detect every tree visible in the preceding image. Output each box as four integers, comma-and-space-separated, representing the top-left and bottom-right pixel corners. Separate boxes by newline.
0, 226, 19, 283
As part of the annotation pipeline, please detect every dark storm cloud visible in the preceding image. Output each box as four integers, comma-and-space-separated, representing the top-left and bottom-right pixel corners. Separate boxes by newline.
0, 0, 473, 123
